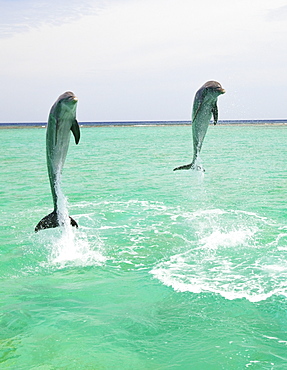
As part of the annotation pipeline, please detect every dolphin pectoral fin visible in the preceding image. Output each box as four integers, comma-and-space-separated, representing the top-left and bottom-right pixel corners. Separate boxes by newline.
35, 210, 59, 232
71, 119, 80, 144
173, 163, 193, 171
212, 103, 218, 124
35, 211, 79, 232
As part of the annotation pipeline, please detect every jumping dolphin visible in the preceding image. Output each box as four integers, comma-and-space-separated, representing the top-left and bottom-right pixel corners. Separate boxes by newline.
173, 81, 225, 171
35, 91, 80, 232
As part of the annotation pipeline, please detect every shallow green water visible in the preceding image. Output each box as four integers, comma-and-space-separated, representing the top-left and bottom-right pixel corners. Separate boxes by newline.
1, 125, 287, 369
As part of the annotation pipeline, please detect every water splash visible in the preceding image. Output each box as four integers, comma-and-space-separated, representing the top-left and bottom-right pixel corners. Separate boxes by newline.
68, 201, 287, 302
48, 228, 106, 269
150, 208, 287, 302
35, 197, 287, 300
193, 155, 205, 173
43, 172, 106, 269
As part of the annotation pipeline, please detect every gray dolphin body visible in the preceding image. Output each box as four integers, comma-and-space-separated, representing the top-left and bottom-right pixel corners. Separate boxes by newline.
174, 81, 225, 171
35, 91, 80, 232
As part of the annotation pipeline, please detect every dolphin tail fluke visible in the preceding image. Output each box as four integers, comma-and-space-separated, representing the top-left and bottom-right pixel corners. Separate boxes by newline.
35, 210, 59, 232
173, 163, 193, 171
35, 211, 78, 232
69, 216, 78, 228
173, 162, 205, 172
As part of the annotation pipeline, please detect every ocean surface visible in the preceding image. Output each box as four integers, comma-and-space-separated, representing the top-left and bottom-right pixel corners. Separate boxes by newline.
1, 122, 287, 369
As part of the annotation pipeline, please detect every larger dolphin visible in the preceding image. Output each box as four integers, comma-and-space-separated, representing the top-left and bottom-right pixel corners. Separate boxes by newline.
174, 81, 225, 171
35, 91, 80, 232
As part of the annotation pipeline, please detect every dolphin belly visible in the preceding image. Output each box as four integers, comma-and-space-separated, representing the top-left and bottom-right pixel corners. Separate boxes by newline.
46, 127, 72, 208
191, 109, 213, 159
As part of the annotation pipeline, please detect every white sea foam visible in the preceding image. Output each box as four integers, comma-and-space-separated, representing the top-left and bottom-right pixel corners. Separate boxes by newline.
150, 261, 286, 302
200, 228, 255, 250
150, 208, 287, 302
38, 197, 287, 300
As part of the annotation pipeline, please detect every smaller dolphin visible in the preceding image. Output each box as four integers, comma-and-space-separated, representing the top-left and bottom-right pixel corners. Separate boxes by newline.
35, 91, 80, 232
174, 81, 225, 171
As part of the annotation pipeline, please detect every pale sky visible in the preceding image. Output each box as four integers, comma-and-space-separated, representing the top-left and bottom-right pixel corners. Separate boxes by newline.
0, 0, 287, 122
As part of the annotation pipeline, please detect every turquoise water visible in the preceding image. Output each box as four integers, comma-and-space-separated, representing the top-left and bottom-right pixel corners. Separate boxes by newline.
1, 124, 287, 369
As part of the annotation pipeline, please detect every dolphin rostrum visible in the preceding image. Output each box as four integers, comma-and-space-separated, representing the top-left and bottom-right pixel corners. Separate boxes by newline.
173, 81, 225, 171
35, 91, 80, 232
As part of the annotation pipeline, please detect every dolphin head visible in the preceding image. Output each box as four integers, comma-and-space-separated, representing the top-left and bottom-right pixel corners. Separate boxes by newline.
50, 91, 78, 118
202, 81, 225, 96
57, 91, 78, 107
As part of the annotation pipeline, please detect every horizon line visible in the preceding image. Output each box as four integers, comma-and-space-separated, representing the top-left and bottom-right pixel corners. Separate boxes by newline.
1, 119, 287, 126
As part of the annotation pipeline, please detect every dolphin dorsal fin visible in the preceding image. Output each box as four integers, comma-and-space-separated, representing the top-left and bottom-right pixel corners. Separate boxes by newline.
71, 119, 80, 144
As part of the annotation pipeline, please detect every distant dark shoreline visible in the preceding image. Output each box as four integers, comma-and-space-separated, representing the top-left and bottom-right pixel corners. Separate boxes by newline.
0, 119, 287, 129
